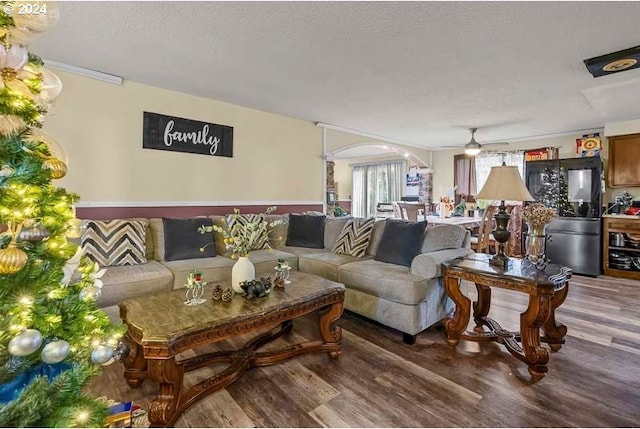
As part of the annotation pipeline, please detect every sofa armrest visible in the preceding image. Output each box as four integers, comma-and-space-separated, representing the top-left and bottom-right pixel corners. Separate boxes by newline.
410, 248, 474, 279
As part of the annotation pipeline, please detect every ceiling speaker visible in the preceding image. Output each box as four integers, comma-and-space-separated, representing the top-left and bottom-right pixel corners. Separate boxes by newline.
584, 45, 640, 78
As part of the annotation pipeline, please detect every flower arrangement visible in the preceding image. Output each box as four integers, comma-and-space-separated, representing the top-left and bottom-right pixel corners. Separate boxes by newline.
523, 203, 556, 229
198, 207, 282, 259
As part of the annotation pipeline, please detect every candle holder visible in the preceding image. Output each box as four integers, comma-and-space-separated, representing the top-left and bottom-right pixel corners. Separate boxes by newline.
184, 270, 207, 306
274, 259, 291, 286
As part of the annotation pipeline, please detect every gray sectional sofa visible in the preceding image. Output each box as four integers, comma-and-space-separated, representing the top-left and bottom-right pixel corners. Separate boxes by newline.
91, 215, 472, 344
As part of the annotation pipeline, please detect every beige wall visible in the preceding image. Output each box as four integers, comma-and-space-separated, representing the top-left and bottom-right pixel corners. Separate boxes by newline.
43, 71, 323, 205
333, 159, 353, 200
430, 131, 640, 204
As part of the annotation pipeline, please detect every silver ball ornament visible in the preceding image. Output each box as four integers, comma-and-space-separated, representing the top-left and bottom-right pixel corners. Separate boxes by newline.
8, 329, 43, 356
91, 345, 114, 365
79, 286, 101, 301
18, 225, 50, 242
41, 339, 70, 364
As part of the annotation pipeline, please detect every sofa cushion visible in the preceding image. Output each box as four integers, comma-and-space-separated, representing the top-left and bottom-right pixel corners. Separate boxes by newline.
422, 224, 468, 253
365, 219, 387, 256
277, 245, 330, 258
82, 219, 148, 267
83, 218, 154, 260
247, 248, 299, 274
286, 214, 325, 248
299, 252, 368, 282
163, 217, 216, 261
332, 218, 375, 258
338, 259, 432, 305
97, 261, 173, 307
162, 256, 235, 289
375, 219, 427, 267
324, 217, 351, 249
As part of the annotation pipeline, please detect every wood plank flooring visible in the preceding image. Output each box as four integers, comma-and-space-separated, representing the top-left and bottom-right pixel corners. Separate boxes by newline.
87, 275, 640, 427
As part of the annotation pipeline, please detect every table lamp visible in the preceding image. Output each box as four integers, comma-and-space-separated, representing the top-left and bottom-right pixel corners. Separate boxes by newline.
475, 163, 534, 269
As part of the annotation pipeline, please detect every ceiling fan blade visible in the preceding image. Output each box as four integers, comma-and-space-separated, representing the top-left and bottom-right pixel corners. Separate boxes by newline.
440, 145, 464, 148
482, 141, 510, 146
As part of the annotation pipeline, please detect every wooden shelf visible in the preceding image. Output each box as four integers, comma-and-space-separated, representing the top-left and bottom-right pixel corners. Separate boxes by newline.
609, 246, 640, 253
604, 267, 640, 280
603, 216, 640, 280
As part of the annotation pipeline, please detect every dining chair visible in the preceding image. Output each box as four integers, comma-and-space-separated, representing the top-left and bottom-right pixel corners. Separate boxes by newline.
397, 202, 427, 221
470, 205, 497, 253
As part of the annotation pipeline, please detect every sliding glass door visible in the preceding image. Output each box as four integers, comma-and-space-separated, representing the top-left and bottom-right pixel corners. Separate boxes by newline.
352, 161, 406, 217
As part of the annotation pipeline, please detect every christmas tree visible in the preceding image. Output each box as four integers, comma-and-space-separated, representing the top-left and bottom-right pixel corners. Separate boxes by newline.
557, 166, 575, 217
0, 2, 123, 426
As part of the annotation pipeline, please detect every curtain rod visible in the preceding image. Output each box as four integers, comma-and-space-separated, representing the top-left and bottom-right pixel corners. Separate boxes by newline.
349, 159, 407, 168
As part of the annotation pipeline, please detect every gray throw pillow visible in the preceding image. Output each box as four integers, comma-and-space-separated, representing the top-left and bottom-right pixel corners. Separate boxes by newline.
421, 224, 466, 253
163, 218, 216, 261
375, 219, 427, 267
286, 214, 326, 248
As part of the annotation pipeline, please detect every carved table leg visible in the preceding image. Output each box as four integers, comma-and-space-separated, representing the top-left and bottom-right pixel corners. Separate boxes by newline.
148, 358, 184, 427
542, 283, 569, 351
319, 301, 343, 358
122, 333, 147, 388
444, 276, 471, 346
520, 293, 551, 381
473, 283, 491, 329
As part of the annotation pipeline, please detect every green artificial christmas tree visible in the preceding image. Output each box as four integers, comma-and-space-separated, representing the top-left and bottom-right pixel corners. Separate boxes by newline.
0, 2, 123, 426
557, 167, 575, 217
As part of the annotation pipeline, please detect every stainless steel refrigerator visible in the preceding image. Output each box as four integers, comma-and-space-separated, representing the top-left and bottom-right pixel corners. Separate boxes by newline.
525, 157, 603, 276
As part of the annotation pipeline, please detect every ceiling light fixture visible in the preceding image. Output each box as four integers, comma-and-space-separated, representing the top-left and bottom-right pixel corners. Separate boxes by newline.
42, 59, 124, 85
464, 128, 482, 156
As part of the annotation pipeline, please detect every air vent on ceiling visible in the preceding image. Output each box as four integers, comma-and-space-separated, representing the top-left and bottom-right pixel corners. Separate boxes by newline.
584, 45, 640, 78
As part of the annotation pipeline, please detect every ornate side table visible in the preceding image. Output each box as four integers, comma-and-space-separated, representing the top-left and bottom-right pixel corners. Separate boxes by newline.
442, 253, 572, 381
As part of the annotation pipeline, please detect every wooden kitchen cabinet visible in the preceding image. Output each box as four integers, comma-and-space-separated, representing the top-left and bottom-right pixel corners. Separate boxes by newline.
603, 215, 640, 280
608, 133, 640, 187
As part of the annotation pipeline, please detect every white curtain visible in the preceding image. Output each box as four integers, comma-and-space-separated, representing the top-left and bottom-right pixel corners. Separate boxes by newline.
475, 151, 525, 193
352, 161, 405, 217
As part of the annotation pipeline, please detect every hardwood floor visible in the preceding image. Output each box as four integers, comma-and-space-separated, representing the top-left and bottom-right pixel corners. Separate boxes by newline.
87, 275, 640, 427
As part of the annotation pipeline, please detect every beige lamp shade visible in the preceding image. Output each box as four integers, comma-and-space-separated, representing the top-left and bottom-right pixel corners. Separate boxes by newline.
476, 165, 534, 201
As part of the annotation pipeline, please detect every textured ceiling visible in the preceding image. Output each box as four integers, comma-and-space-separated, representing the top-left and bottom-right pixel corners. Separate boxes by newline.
31, 1, 640, 148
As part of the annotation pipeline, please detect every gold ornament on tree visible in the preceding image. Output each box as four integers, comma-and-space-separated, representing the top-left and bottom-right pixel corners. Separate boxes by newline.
43, 157, 67, 179
0, 222, 28, 274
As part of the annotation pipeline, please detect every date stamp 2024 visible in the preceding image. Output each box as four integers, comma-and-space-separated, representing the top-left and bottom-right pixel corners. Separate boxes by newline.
4, 2, 50, 16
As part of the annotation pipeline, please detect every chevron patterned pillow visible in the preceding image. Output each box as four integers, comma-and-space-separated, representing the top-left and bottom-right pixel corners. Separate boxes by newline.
331, 218, 375, 257
226, 213, 270, 251
81, 220, 148, 266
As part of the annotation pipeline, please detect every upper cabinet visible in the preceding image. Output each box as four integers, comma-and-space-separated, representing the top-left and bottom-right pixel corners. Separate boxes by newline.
608, 133, 640, 187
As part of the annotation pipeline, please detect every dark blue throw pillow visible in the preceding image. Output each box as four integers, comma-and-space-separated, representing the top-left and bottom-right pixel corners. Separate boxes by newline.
374, 219, 427, 267
163, 217, 216, 261
286, 214, 326, 248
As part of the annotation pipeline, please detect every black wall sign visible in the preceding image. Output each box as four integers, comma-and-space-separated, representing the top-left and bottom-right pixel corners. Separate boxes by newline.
143, 112, 233, 157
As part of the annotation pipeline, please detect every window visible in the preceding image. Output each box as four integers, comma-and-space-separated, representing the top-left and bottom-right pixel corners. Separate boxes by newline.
475, 152, 525, 193
352, 161, 406, 217
453, 154, 476, 203
452, 151, 525, 203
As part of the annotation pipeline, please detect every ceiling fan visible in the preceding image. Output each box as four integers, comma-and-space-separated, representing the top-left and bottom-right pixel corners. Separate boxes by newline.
443, 128, 510, 155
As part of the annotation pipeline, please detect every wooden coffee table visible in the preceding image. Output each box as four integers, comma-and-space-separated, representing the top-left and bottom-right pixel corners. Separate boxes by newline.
119, 271, 344, 427
442, 254, 571, 381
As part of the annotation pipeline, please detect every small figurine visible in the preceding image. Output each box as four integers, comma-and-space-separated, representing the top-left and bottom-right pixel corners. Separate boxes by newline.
240, 277, 273, 299
212, 284, 223, 300
221, 288, 233, 302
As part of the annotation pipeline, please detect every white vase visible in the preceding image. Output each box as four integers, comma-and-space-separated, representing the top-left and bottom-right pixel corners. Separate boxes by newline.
232, 256, 255, 294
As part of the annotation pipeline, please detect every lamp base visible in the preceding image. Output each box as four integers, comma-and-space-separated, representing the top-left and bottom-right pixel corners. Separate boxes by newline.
489, 253, 512, 270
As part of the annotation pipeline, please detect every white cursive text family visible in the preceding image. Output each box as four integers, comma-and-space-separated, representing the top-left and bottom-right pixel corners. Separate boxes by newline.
163, 120, 220, 155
